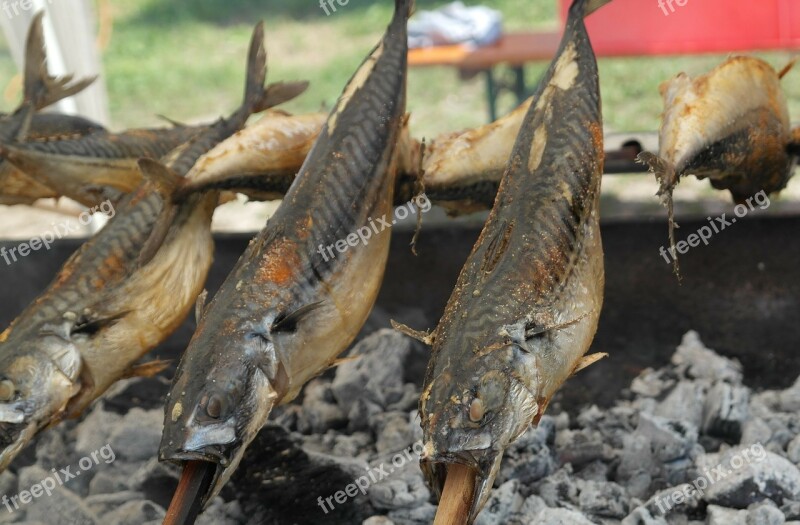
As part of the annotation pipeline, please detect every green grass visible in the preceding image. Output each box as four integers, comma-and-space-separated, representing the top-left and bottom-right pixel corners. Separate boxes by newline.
0, 0, 798, 140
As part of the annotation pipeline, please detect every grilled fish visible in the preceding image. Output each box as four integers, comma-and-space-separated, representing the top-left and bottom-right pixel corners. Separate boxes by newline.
414, 0, 609, 521
0, 10, 98, 205
0, 23, 302, 470
638, 56, 798, 266
159, 0, 411, 507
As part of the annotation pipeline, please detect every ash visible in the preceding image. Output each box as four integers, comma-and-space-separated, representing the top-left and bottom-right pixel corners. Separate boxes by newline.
4, 330, 799, 525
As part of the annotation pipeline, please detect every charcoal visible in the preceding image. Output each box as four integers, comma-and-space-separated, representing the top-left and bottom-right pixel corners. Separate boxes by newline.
788, 435, 800, 464
331, 330, 413, 412
506, 494, 547, 525
18, 466, 98, 525
387, 502, 436, 525
107, 408, 162, 462
702, 383, 750, 442
84, 491, 144, 517
746, 500, 785, 525
533, 507, 596, 524
741, 418, 773, 447
534, 466, 580, 507
297, 379, 347, 434
363, 517, 396, 525
655, 382, 706, 429
778, 376, 800, 412
698, 447, 800, 507
473, 480, 523, 525
578, 479, 630, 518
101, 500, 164, 525
368, 462, 429, 510
706, 505, 747, 525
671, 331, 743, 384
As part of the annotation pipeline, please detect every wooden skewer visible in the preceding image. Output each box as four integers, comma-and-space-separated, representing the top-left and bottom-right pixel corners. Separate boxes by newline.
433, 463, 477, 525
163, 460, 215, 525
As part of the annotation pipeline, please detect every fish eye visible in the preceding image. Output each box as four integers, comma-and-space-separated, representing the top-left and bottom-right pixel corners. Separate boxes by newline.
0, 380, 14, 402
468, 397, 485, 422
199, 391, 230, 421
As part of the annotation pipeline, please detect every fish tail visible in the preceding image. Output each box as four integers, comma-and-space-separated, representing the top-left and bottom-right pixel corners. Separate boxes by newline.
23, 11, 95, 111
574, 0, 613, 18
637, 152, 681, 279
395, 0, 414, 19
239, 21, 308, 115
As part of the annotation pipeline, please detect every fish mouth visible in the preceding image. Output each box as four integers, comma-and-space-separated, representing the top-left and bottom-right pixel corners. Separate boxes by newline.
0, 419, 38, 471
420, 447, 504, 523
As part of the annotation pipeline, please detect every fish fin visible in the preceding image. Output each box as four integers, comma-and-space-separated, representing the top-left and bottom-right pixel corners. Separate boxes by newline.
255, 81, 310, 114
778, 57, 798, 79
71, 311, 128, 337
572, 352, 608, 376
0, 328, 9, 343
637, 151, 681, 280
23, 11, 96, 111
122, 359, 171, 379
271, 301, 325, 333
136, 158, 184, 266
391, 319, 435, 346
195, 289, 209, 324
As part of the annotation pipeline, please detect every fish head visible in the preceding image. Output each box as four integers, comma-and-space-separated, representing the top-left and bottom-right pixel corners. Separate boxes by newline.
420, 345, 540, 522
160, 326, 280, 505
0, 333, 82, 470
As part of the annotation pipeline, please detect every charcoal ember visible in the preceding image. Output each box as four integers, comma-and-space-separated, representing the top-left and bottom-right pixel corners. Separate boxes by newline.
302, 431, 372, 458
0, 470, 17, 500
85, 491, 145, 517
297, 380, 347, 434
625, 483, 702, 522
368, 462, 429, 510
372, 411, 416, 454
195, 498, 243, 525
781, 500, 800, 519
746, 500, 785, 525
127, 459, 180, 510
496, 417, 557, 486
741, 418, 773, 447
617, 413, 698, 497
655, 382, 706, 429
346, 398, 385, 433
331, 330, 413, 412
631, 368, 677, 398
473, 480, 523, 525
107, 408, 162, 462
578, 479, 630, 518
706, 505, 747, 525
698, 447, 800, 507
74, 408, 122, 457
671, 331, 743, 384
575, 459, 611, 482
363, 517, 395, 525
387, 502, 436, 525
534, 466, 580, 507
555, 428, 607, 468
506, 494, 546, 525
100, 500, 165, 525
533, 506, 596, 524
87, 471, 129, 496
702, 383, 750, 442
18, 465, 99, 525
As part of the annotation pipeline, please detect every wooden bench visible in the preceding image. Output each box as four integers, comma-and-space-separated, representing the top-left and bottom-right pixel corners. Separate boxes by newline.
409, 32, 560, 121
409, 0, 800, 122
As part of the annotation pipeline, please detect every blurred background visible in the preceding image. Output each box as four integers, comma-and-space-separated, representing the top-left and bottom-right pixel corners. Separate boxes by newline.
0, 0, 799, 237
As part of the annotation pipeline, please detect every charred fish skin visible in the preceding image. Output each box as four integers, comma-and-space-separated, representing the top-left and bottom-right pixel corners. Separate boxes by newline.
0, 23, 289, 472
640, 56, 795, 205
418, 0, 608, 521
160, 0, 411, 505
